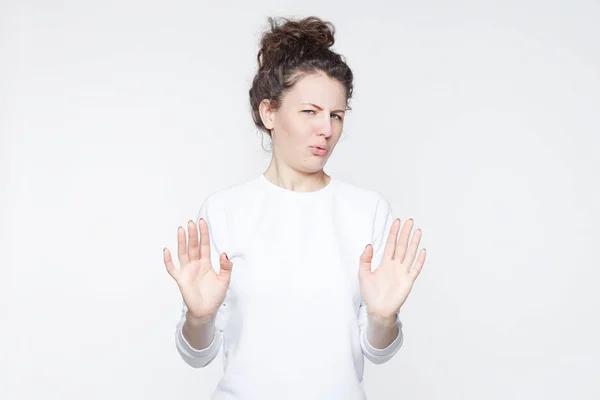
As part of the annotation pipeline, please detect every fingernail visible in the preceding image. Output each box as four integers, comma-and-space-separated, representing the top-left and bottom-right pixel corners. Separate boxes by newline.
225, 253, 229, 260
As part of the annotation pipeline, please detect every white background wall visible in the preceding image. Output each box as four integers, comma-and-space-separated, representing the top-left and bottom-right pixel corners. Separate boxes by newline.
2, 1, 599, 399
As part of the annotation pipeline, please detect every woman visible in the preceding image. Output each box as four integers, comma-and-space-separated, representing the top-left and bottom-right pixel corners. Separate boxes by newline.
163, 16, 427, 399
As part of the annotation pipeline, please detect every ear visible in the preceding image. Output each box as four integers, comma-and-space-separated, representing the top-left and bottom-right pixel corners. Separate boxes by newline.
258, 99, 275, 130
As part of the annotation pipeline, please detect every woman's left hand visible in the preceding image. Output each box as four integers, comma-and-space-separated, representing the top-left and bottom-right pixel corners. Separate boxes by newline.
359, 218, 427, 319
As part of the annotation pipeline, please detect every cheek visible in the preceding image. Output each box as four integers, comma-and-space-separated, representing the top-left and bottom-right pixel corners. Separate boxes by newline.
280, 116, 311, 141
331, 122, 344, 139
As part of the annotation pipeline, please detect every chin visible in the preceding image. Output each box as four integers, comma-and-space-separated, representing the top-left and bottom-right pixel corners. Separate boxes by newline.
300, 163, 328, 174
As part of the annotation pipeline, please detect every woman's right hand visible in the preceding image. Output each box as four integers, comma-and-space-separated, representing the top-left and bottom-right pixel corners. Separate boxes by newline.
163, 219, 232, 321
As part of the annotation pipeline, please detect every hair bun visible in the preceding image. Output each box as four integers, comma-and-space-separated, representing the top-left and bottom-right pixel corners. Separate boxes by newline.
257, 16, 336, 69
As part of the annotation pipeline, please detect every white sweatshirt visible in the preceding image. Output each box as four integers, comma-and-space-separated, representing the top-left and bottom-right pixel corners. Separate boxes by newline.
175, 174, 403, 399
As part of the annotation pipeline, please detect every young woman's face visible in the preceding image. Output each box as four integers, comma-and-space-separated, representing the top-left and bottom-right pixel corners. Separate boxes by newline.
261, 71, 347, 174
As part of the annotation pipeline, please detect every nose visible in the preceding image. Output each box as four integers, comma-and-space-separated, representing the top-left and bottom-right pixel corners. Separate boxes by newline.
318, 113, 333, 137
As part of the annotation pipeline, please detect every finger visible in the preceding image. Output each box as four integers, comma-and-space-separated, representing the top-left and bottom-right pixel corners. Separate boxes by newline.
217, 252, 233, 285
394, 218, 414, 262
163, 247, 180, 282
382, 219, 401, 260
404, 228, 423, 270
188, 220, 200, 261
410, 248, 426, 279
359, 244, 374, 274
198, 218, 211, 261
177, 226, 189, 266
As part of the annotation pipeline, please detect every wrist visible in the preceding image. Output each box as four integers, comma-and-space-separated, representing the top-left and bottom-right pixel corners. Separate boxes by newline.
367, 310, 398, 328
185, 310, 216, 326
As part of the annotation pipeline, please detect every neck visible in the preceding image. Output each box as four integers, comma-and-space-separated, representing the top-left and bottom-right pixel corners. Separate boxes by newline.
263, 157, 330, 193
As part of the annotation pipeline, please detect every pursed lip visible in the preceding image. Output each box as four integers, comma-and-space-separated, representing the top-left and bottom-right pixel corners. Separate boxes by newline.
310, 145, 328, 151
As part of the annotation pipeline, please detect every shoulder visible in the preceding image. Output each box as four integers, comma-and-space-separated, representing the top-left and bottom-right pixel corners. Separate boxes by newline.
332, 178, 391, 212
196, 177, 261, 215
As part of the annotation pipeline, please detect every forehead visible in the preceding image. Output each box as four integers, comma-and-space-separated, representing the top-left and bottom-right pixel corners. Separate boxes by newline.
283, 72, 347, 109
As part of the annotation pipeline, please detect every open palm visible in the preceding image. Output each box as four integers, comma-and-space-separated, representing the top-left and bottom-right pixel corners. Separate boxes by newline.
163, 219, 232, 320
359, 218, 427, 319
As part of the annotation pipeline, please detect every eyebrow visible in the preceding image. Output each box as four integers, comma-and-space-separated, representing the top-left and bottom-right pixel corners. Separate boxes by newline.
301, 103, 346, 113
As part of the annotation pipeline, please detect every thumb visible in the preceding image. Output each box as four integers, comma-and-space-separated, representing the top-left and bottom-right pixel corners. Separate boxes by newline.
218, 252, 233, 284
359, 244, 374, 274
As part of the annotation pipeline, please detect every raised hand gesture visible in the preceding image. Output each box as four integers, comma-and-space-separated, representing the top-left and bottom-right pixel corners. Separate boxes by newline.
163, 219, 232, 320
359, 218, 427, 319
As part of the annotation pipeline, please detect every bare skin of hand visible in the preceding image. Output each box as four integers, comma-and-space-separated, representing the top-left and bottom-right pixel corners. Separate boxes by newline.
163, 219, 233, 320
359, 218, 427, 319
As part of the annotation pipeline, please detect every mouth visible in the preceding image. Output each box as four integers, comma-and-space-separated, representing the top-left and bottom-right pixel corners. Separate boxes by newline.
310, 146, 328, 156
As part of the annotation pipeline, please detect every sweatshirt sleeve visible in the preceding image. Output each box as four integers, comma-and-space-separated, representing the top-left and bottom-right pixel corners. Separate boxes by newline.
175, 196, 230, 368
358, 194, 404, 364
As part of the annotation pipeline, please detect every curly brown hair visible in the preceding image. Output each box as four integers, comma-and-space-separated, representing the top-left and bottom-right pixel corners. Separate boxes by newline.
249, 16, 354, 138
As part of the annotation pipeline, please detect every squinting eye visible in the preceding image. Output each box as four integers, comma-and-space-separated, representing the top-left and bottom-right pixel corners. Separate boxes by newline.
331, 114, 343, 121
302, 110, 316, 114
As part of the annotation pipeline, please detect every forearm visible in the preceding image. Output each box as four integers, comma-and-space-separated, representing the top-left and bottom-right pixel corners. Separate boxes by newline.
366, 313, 399, 349
182, 311, 216, 351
